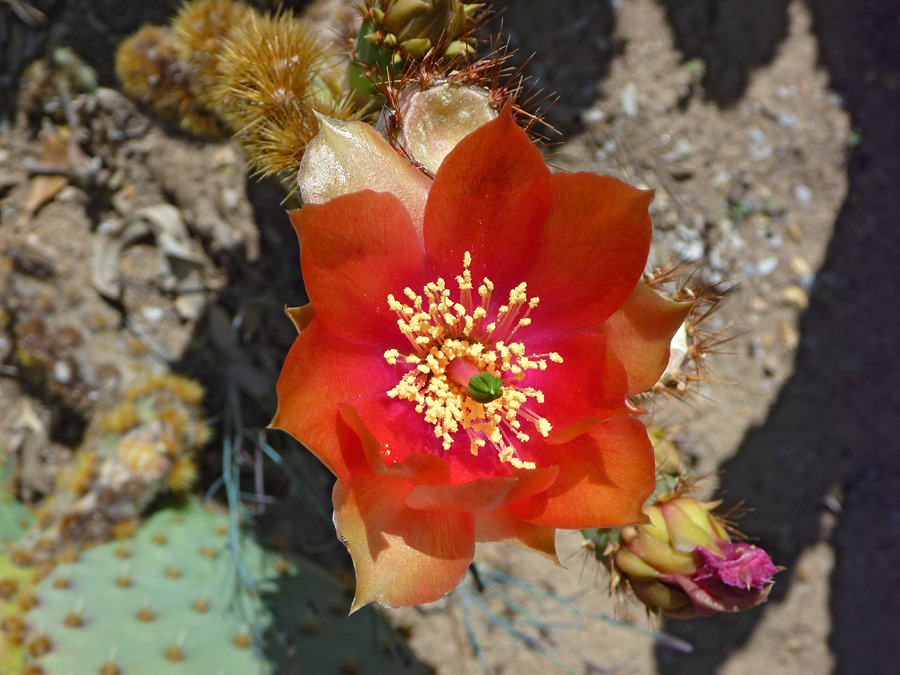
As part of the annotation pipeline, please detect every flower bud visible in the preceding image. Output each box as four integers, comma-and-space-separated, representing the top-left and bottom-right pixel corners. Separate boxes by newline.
381, 0, 477, 60
614, 497, 778, 618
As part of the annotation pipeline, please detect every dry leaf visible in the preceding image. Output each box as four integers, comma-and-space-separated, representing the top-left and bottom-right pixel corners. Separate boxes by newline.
19, 134, 70, 223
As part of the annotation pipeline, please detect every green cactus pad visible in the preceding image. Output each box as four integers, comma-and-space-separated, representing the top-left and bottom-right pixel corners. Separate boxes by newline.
0, 496, 32, 548
0, 456, 32, 547
26, 499, 427, 674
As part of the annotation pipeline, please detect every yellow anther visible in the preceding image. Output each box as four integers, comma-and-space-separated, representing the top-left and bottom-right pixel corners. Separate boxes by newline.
383, 253, 561, 467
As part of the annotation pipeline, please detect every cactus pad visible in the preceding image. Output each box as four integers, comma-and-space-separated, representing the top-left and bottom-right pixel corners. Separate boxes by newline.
25, 499, 427, 674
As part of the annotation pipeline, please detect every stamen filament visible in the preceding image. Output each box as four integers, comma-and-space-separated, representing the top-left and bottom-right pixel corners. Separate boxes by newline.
383, 252, 559, 469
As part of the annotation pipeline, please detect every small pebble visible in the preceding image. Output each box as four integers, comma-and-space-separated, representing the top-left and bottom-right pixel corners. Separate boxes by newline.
749, 296, 768, 313
97, 219, 118, 234
756, 256, 779, 276
789, 255, 813, 277
141, 306, 165, 323
780, 320, 799, 349
581, 108, 604, 124
678, 240, 704, 263
708, 246, 727, 271
53, 361, 73, 383
764, 232, 783, 249
748, 127, 773, 161
777, 113, 799, 129
221, 188, 240, 211
781, 285, 810, 310
621, 82, 638, 118
786, 221, 803, 241
793, 184, 813, 208
663, 137, 692, 162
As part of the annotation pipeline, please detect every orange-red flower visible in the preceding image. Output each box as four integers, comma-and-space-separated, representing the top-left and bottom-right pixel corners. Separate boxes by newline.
272, 111, 690, 610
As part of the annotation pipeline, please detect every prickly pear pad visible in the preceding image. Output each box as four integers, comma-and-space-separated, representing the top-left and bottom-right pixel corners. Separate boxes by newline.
26, 499, 427, 674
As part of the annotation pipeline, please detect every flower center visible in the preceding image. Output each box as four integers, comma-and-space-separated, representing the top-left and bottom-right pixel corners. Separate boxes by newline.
383, 252, 562, 469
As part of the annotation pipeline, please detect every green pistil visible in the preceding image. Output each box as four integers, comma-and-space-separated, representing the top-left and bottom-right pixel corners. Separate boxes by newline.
467, 372, 503, 403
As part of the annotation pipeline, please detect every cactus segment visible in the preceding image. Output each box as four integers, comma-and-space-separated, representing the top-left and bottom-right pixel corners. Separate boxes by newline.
24, 499, 427, 674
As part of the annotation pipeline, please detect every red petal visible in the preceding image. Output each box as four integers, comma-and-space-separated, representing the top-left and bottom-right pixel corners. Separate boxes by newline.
345, 389, 513, 484
597, 281, 692, 395
521, 174, 654, 339
509, 416, 655, 529
405, 465, 558, 512
271, 317, 395, 484
423, 109, 552, 290
290, 191, 428, 346
334, 473, 475, 611
526, 330, 631, 444
339, 400, 453, 485
475, 508, 558, 562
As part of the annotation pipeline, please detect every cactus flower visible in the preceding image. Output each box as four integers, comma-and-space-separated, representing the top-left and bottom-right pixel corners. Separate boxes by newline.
273, 110, 690, 610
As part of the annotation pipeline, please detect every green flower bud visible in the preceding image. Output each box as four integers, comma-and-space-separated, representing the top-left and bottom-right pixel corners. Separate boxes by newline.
382, 0, 473, 58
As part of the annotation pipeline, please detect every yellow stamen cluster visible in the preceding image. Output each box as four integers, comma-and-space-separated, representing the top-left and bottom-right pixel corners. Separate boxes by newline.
384, 253, 562, 469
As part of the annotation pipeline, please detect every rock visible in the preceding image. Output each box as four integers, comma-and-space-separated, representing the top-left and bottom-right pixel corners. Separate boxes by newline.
756, 256, 779, 276
782, 285, 810, 310
793, 183, 813, 208
748, 127, 773, 161
789, 254, 813, 277
663, 137, 692, 162
621, 82, 638, 118
786, 221, 803, 241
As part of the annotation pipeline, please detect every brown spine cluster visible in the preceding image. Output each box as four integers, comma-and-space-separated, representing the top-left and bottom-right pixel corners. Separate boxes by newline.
210, 10, 356, 179
116, 0, 353, 178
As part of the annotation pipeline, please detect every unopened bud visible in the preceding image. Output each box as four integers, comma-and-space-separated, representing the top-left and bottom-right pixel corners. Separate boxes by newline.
381, 0, 475, 59
614, 497, 778, 618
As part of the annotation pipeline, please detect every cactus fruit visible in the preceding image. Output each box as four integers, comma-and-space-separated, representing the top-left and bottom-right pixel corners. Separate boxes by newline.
17, 375, 210, 560
23, 499, 427, 674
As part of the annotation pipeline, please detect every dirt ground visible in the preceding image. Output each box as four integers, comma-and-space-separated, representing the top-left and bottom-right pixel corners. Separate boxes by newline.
2, 0, 899, 674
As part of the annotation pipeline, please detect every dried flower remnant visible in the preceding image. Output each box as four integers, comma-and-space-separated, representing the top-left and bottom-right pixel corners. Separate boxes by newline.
612, 497, 778, 618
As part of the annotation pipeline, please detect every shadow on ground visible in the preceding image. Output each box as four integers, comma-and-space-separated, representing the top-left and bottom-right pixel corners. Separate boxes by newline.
654, 2, 900, 674
489, 0, 616, 138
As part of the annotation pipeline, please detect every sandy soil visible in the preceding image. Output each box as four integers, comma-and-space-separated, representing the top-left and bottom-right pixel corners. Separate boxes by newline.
2, 0, 898, 674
